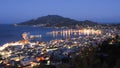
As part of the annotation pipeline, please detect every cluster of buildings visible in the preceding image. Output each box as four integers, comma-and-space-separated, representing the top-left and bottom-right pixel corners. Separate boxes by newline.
0, 25, 120, 68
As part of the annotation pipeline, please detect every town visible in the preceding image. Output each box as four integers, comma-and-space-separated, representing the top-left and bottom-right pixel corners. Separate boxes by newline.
0, 25, 120, 68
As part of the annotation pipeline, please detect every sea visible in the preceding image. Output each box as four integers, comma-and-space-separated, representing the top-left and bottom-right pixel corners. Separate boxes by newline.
0, 24, 65, 46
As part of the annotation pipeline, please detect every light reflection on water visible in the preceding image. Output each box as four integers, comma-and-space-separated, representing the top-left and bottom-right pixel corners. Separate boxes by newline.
47, 29, 102, 38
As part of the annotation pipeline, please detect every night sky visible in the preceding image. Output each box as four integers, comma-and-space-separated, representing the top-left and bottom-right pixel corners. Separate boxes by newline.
0, 0, 120, 24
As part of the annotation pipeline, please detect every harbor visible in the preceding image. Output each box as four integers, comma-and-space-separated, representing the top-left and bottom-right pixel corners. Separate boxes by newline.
0, 25, 120, 68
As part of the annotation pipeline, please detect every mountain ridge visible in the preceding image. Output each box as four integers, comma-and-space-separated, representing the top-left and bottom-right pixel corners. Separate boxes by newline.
16, 15, 99, 27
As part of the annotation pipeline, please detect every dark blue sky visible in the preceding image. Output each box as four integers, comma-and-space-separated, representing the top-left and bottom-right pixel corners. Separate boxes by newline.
0, 0, 120, 24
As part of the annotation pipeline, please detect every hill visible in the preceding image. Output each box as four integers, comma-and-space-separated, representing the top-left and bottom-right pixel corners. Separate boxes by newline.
16, 15, 98, 27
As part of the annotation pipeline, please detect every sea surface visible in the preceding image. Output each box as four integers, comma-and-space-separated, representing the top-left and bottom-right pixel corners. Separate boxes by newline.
0, 24, 64, 45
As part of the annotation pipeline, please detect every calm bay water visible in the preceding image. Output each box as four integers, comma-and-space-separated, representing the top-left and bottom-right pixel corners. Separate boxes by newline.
0, 24, 63, 45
